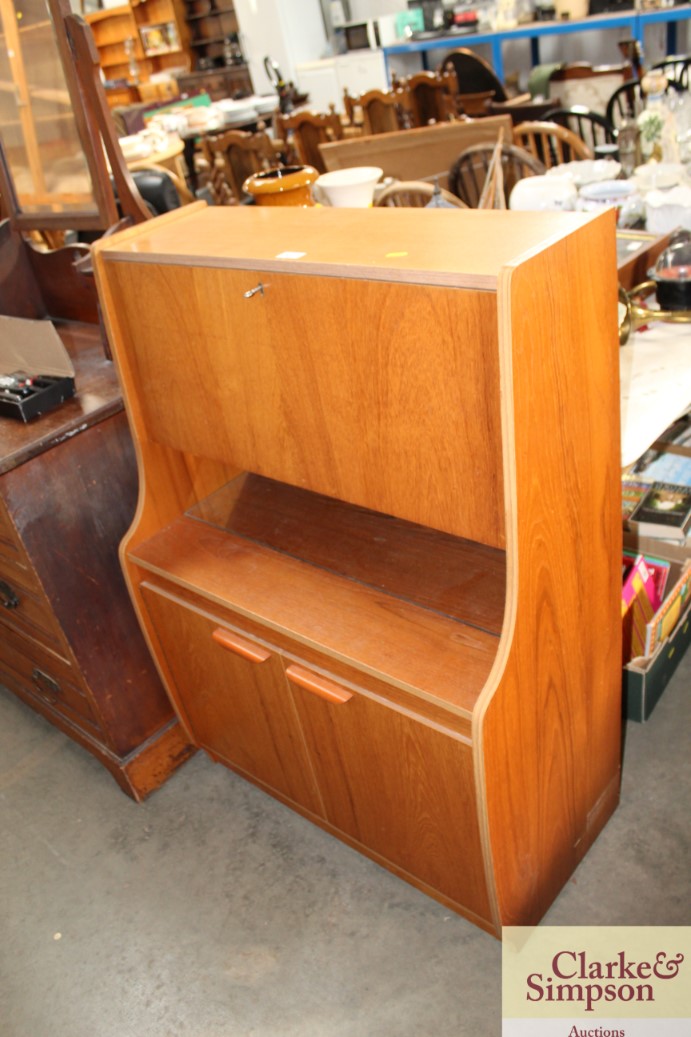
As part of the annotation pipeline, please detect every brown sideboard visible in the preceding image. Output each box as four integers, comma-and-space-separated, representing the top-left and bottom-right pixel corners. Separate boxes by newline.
92, 204, 623, 933
176, 65, 253, 101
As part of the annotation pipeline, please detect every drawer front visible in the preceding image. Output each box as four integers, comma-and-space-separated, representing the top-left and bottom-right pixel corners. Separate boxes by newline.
0, 623, 101, 732
0, 562, 70, 658
0, 497, 27, 572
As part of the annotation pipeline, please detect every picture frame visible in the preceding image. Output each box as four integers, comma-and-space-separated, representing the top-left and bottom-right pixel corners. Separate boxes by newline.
139, 21, 180, 56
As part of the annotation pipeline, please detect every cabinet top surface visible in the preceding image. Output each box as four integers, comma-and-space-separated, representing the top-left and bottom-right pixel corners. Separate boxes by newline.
95, 206, 602, 287
0, 322, 120, 476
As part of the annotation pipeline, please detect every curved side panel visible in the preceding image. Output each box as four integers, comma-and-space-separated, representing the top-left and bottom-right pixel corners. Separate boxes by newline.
92, 220, 239, 704
477, 212, 623, 926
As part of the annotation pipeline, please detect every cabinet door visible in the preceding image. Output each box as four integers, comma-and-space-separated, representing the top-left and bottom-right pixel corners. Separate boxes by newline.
285, 663, 493, 923
113, 266, 502, 546
140, 584, 323, 814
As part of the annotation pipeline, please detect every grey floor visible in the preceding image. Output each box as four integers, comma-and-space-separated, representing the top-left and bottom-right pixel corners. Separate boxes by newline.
1, 654, 690, 1037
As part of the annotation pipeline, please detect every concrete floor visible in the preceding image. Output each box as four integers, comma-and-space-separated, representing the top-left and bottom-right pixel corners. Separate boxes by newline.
1, 654, 690, 1037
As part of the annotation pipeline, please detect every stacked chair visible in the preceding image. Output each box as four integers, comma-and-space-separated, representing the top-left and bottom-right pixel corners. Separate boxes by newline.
343, 87, 414, 135
274, 108, 344, 173
605, 76, 685, 130
202, 128, 280, 204
344, 71, 459, 135
449, 141, 545, 208
404, 70, 458, 126
513, 120, 594, 166
375, 180, 466, 207
650, 55, 691, 89
544, 106, 616, 152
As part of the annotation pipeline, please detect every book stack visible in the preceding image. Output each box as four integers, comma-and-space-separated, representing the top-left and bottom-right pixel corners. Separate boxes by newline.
628, 482, 691, 542
631, 414, 691, 488
621, 414, 691, 716
621, 544, 691, 662
621, 553, 661, 662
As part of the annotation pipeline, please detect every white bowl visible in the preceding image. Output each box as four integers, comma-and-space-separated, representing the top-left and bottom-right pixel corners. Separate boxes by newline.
215, 99, 259, 121
645, 185, 691, 234
633, 162, 685, 193
314, 166, 383, 208
119, 134, 152, 160
577, 179, 643, 226
185, 108, 214, 131
509, 174, 577, 212
547, 159, 621, 188
251, 94, 279, 115
577, 179, 635, 205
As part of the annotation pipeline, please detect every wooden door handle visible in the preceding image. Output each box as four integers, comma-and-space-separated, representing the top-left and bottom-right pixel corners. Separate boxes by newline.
285, 664, 353, 704
212, 627, 271, 663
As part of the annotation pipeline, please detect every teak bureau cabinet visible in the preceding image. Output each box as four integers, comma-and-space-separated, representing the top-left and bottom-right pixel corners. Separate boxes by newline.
93, 204, 623, 935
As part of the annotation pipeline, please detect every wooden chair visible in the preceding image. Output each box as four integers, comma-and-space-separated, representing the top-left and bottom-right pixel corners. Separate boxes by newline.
64, 13, 153, 226
456, 90, 498, 117
605, 79, 646, 129
342, 88, 358, 127
202, 128, 279, 204
67, 21, 194, 217
448, 143, 545, 208
354, 88, 413, 136
513, 120, 593, 168
132, 164, 195, 209
405, 71, 458, 127
651, 54, 691, 89
374, 180, 467, 208
605, 76, 684, 130
439, 48, 509, 108
276, 108, 343, 173
544, 106, 616, 153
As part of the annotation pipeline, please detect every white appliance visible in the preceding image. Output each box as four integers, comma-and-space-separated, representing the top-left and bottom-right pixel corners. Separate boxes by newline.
233, 0, 329, 96
295, 51, 388, 113
342, 14, 401, 51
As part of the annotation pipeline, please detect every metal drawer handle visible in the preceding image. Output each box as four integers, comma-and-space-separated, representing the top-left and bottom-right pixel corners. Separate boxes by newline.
285, 664, 353, 705
0, 578, 19, 609
212, 626, 271, 663
31, 667, 61, 700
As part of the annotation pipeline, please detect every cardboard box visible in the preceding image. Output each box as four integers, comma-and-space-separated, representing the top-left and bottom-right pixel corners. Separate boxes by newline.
623, 533, 691, 721
0, 316, 75, 422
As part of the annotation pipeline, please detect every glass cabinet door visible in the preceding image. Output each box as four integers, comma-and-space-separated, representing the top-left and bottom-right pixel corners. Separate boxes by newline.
0, 0, 113, 228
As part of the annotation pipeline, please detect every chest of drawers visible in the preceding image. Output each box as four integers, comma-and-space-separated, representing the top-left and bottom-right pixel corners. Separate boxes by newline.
0, 318, 193, 799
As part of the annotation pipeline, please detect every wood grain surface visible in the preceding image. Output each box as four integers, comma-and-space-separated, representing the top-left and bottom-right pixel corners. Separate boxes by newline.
0, 321, 120, 474
319, 115, 513, 188
93, 206, 623, 926
101, 263, 505, 547
191, 473, 506, 633
132, 518, 500, 717
479, 212, 623, 926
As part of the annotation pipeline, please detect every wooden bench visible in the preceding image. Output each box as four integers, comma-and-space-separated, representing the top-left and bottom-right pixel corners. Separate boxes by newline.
319, 114, 513, 188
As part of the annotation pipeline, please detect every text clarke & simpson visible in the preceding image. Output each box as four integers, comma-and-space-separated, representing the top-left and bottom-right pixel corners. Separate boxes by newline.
525, 950, 685, 1013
